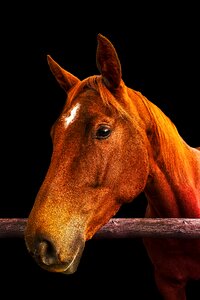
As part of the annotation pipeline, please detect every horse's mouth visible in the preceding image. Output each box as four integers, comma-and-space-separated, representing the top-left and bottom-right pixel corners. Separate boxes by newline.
57, 246, 84, 274
61, 249, 81, 274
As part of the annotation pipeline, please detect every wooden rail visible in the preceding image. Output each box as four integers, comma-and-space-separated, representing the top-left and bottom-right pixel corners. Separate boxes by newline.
0, 218, 200, 239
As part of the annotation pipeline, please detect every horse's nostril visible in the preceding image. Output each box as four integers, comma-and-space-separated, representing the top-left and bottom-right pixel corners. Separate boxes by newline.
36, 239, 58, 266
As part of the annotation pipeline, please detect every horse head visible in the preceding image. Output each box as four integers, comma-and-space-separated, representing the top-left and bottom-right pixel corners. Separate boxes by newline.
25, 34, 149, 274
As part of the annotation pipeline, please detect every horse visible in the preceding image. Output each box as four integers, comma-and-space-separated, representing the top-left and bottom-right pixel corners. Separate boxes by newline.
25, 34, 200, 300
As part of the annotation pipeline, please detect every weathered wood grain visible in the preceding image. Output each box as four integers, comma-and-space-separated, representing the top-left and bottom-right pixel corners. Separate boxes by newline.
0, 218, 200, 239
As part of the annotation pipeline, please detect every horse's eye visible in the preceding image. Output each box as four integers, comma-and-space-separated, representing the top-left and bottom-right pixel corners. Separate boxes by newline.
95, 125, 111, 140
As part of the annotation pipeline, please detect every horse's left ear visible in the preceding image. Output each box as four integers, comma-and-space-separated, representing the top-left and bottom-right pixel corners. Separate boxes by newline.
96, 34, 122, 90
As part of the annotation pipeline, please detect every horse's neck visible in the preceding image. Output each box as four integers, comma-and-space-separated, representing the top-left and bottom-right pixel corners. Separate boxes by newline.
144, 150, 200, 218
144, 144, 200, 218
138, 95, 200, 218
128, 89, 200, 217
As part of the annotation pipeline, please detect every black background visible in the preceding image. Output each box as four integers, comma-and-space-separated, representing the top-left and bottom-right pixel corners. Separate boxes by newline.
1, 3, 199, 299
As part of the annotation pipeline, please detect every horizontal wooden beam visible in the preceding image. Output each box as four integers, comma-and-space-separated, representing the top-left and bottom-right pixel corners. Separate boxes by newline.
0, 218, 27, 238
0, 218, 200, 239
94, 218, 200, 239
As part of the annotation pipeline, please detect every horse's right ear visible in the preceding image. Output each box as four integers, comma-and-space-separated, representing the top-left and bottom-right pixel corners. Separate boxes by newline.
96, 34, 122, 90
47, 55, 80, 93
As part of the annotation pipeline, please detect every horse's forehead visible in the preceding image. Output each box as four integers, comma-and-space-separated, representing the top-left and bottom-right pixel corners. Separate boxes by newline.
72, 88, 102, 109
64, 88, 111, 119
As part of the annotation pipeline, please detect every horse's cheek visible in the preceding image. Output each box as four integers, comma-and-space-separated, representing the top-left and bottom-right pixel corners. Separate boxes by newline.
116, 139, 149, 203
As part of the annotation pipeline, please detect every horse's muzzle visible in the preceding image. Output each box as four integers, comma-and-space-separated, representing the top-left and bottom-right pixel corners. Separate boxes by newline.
31, 236, 85, 274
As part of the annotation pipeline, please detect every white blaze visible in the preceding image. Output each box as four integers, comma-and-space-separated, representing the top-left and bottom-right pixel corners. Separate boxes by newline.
64, 103, 81, 128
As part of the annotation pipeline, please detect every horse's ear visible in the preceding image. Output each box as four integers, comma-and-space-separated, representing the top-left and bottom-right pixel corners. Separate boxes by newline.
96, 34, 122, 90
47, 55, 80, 93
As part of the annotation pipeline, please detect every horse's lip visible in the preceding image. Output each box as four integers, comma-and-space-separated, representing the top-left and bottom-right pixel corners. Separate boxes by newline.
61, 247, 80, 274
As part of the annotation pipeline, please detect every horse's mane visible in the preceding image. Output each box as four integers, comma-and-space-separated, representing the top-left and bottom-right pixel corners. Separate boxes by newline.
137, 92, 192, 182
67, 75, 192, 183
